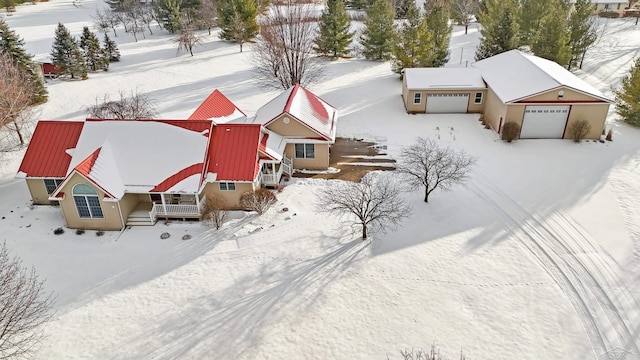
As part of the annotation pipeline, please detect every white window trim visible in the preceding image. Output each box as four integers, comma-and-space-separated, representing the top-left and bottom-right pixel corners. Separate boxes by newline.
294, 143, 315, 159
413, 93, 422, 104
72, 184, 103, 219
474, 92, 483, 104
44, 178, 64, 194
219, 182, 236, 191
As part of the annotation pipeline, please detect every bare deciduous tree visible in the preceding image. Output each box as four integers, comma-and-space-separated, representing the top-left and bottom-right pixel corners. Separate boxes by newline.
397, 137, 476, 203
175, 28, 204, 56
88, 90, 157, 119
253, 0, 323, 89
448, 0, 478, 34
316, 172, 411, 240
240, 188, 277, 215
0, 242, 55, 359
195, 0, 218, 35
0, 54, 35, 147
203, 194, 228, 229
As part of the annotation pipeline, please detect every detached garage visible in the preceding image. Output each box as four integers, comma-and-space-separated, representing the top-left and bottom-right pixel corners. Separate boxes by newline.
402, 68, 486, 114
401, 50, 612, 140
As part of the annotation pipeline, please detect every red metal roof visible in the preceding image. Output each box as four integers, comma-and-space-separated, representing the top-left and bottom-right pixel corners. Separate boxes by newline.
284, 84, 329, 124
75, 147, 101, 177
207, 124, 262, 181
151, 163, 205, 192
188, 89, 246, 120
18, 121, 84, 178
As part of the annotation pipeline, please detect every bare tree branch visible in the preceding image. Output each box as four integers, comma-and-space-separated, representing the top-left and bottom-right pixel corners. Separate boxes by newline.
0, 242, 55, 359
396, 137, 476, 203
316, 172, 411, 240
87, 90, 157, 119
0, 54, 35, 147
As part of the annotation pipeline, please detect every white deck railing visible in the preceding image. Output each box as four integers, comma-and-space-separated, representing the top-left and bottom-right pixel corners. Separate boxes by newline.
283, 156, 292, 175
149, 203, 158, 222
153, 203, 200, 217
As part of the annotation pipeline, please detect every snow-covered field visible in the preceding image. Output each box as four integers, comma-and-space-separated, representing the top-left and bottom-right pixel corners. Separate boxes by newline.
2, 2, 640, 359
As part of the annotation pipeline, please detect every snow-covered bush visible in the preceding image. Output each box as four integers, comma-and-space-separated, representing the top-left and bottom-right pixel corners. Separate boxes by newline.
240, 189, 277, 215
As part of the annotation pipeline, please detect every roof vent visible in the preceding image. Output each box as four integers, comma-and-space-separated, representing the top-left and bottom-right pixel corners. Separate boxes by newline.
225, 128, 231, 132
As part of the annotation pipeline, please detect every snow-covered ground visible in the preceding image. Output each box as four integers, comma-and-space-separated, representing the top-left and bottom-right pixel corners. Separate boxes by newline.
1, 2, 640, 359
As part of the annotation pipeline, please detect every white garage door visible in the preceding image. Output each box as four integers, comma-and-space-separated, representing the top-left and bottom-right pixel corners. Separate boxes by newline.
426, 93, 469, 113
520, 105, 570, 139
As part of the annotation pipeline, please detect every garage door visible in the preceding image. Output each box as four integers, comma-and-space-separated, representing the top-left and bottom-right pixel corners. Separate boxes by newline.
426, 93, 469, 113
520, 105, 570, 139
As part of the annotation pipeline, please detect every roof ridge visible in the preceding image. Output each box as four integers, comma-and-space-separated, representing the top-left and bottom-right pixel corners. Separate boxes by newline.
517, 50, 562, 87
284, 84, 300, 114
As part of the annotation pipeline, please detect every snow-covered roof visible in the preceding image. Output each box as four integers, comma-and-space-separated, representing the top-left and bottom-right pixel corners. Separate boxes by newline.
263, 132, 286, 161
252, 84, 338, 141
472, 50, 611, 103
67, 120, 211, 197
404, 68, 486, 90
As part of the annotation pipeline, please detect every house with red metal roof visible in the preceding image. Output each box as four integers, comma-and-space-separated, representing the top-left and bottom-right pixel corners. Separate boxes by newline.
17, 85, 337, 230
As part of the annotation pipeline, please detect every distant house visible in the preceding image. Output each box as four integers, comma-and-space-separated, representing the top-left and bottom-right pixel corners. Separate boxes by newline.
17, 85, 338, 230
402, 50, 612, 140
587, 0, 630, 15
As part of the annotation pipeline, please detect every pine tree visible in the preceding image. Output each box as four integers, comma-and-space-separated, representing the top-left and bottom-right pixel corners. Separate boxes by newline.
314, 0, 353, 58
424, 3, 452, 67
475, 0, 519, 61
103, 33, 121, 62
360, 0, 395, 61
530, 2, 570, 66
392, 1, 433, 74
394, 0, 413, 19
80, 26, 105, 72
0, 19, 47, 104
567, 0, 597, 70
614, 57, 640, 127
155, 0, 184, 33
218, 0, 259, 49
518, 0, 554, 46
51, 23, 88, 80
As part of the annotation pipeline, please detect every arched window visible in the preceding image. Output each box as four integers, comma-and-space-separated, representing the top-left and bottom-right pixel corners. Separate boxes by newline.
72, 184, 103, 219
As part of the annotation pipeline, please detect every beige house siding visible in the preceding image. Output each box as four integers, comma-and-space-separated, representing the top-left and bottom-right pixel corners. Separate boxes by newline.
285, 143, 330, 170
58, 172, 124, 230
266, 113, 321, 138
403, 89, 486, 114
593, 2, 628, 15
482, 87, 508, 132
118, 193, 140, 223
566, 104, 610, 139
202, 182, 257, 209
519, 87, 606, 102
402, 77, 410, 109
27, 179, 54, 205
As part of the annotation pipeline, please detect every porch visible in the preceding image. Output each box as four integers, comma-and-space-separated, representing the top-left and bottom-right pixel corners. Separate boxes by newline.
125, 193, 203, 226
260, 156, 292, 188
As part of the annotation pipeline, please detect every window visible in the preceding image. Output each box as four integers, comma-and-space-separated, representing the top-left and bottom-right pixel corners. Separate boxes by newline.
618, 3, 621, 10
413, 93, 422, 104
219, 182, 236, 191
294, 143, 315, 159
44, 178, 64, 194
474, 92, 483, 104
72, 184, 103, 219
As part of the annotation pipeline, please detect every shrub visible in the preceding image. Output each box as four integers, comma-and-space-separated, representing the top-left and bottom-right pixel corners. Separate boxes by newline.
606, 128, 613, 141
202, 194, 228, 230
182, 234, 192, 241
598, 10, 620, 18
501, 122, 520, 142
53, 227, 64, 235
75, 229, 85, 235
567, 119, 592, 143
240, 188, 277, 215
160, 232, 170, 239
96, 230, 105, 236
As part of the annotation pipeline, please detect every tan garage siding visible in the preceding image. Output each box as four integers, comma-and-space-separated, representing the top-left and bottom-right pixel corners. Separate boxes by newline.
404, 90, 486, 114
520, 87, 607, 102
266, 114, 321, 138
482, 87, 508, 132
505, 105, 526, 128
118, 193, 140, 223
402, 77, 410, 109
592, 2, 627, 15
566, 104, 610, 139
27, 179, 53, 205
58, 173, 124, 230
202, 182, 257, 209
285, 143, 330, 170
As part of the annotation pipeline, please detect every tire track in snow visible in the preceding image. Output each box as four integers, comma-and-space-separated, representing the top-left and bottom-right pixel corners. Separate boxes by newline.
468, 174, 640, 358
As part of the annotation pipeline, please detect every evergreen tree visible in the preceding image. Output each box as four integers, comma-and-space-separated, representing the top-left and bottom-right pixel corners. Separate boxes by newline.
391, 1, 433, 74
424, 3, 452, 67
80, 27, 105, 71
360, 0, 395, 61
0, 19, 47, 104
103, 33, 121, 62
567, 0, 597, 70
50, 23, 88, 80
218, 0, 259, 47
474, 0, 519, 61
155, 0, 184, 33
530, 1, 570, 66
346, 0, 373, 11
518, 0, 554, 46
394, 0, 413, 19
314, 0, 353, 58
614, 57, 640, 127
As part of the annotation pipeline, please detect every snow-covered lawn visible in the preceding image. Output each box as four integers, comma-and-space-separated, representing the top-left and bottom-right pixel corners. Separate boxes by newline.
1, 1, 640, 358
